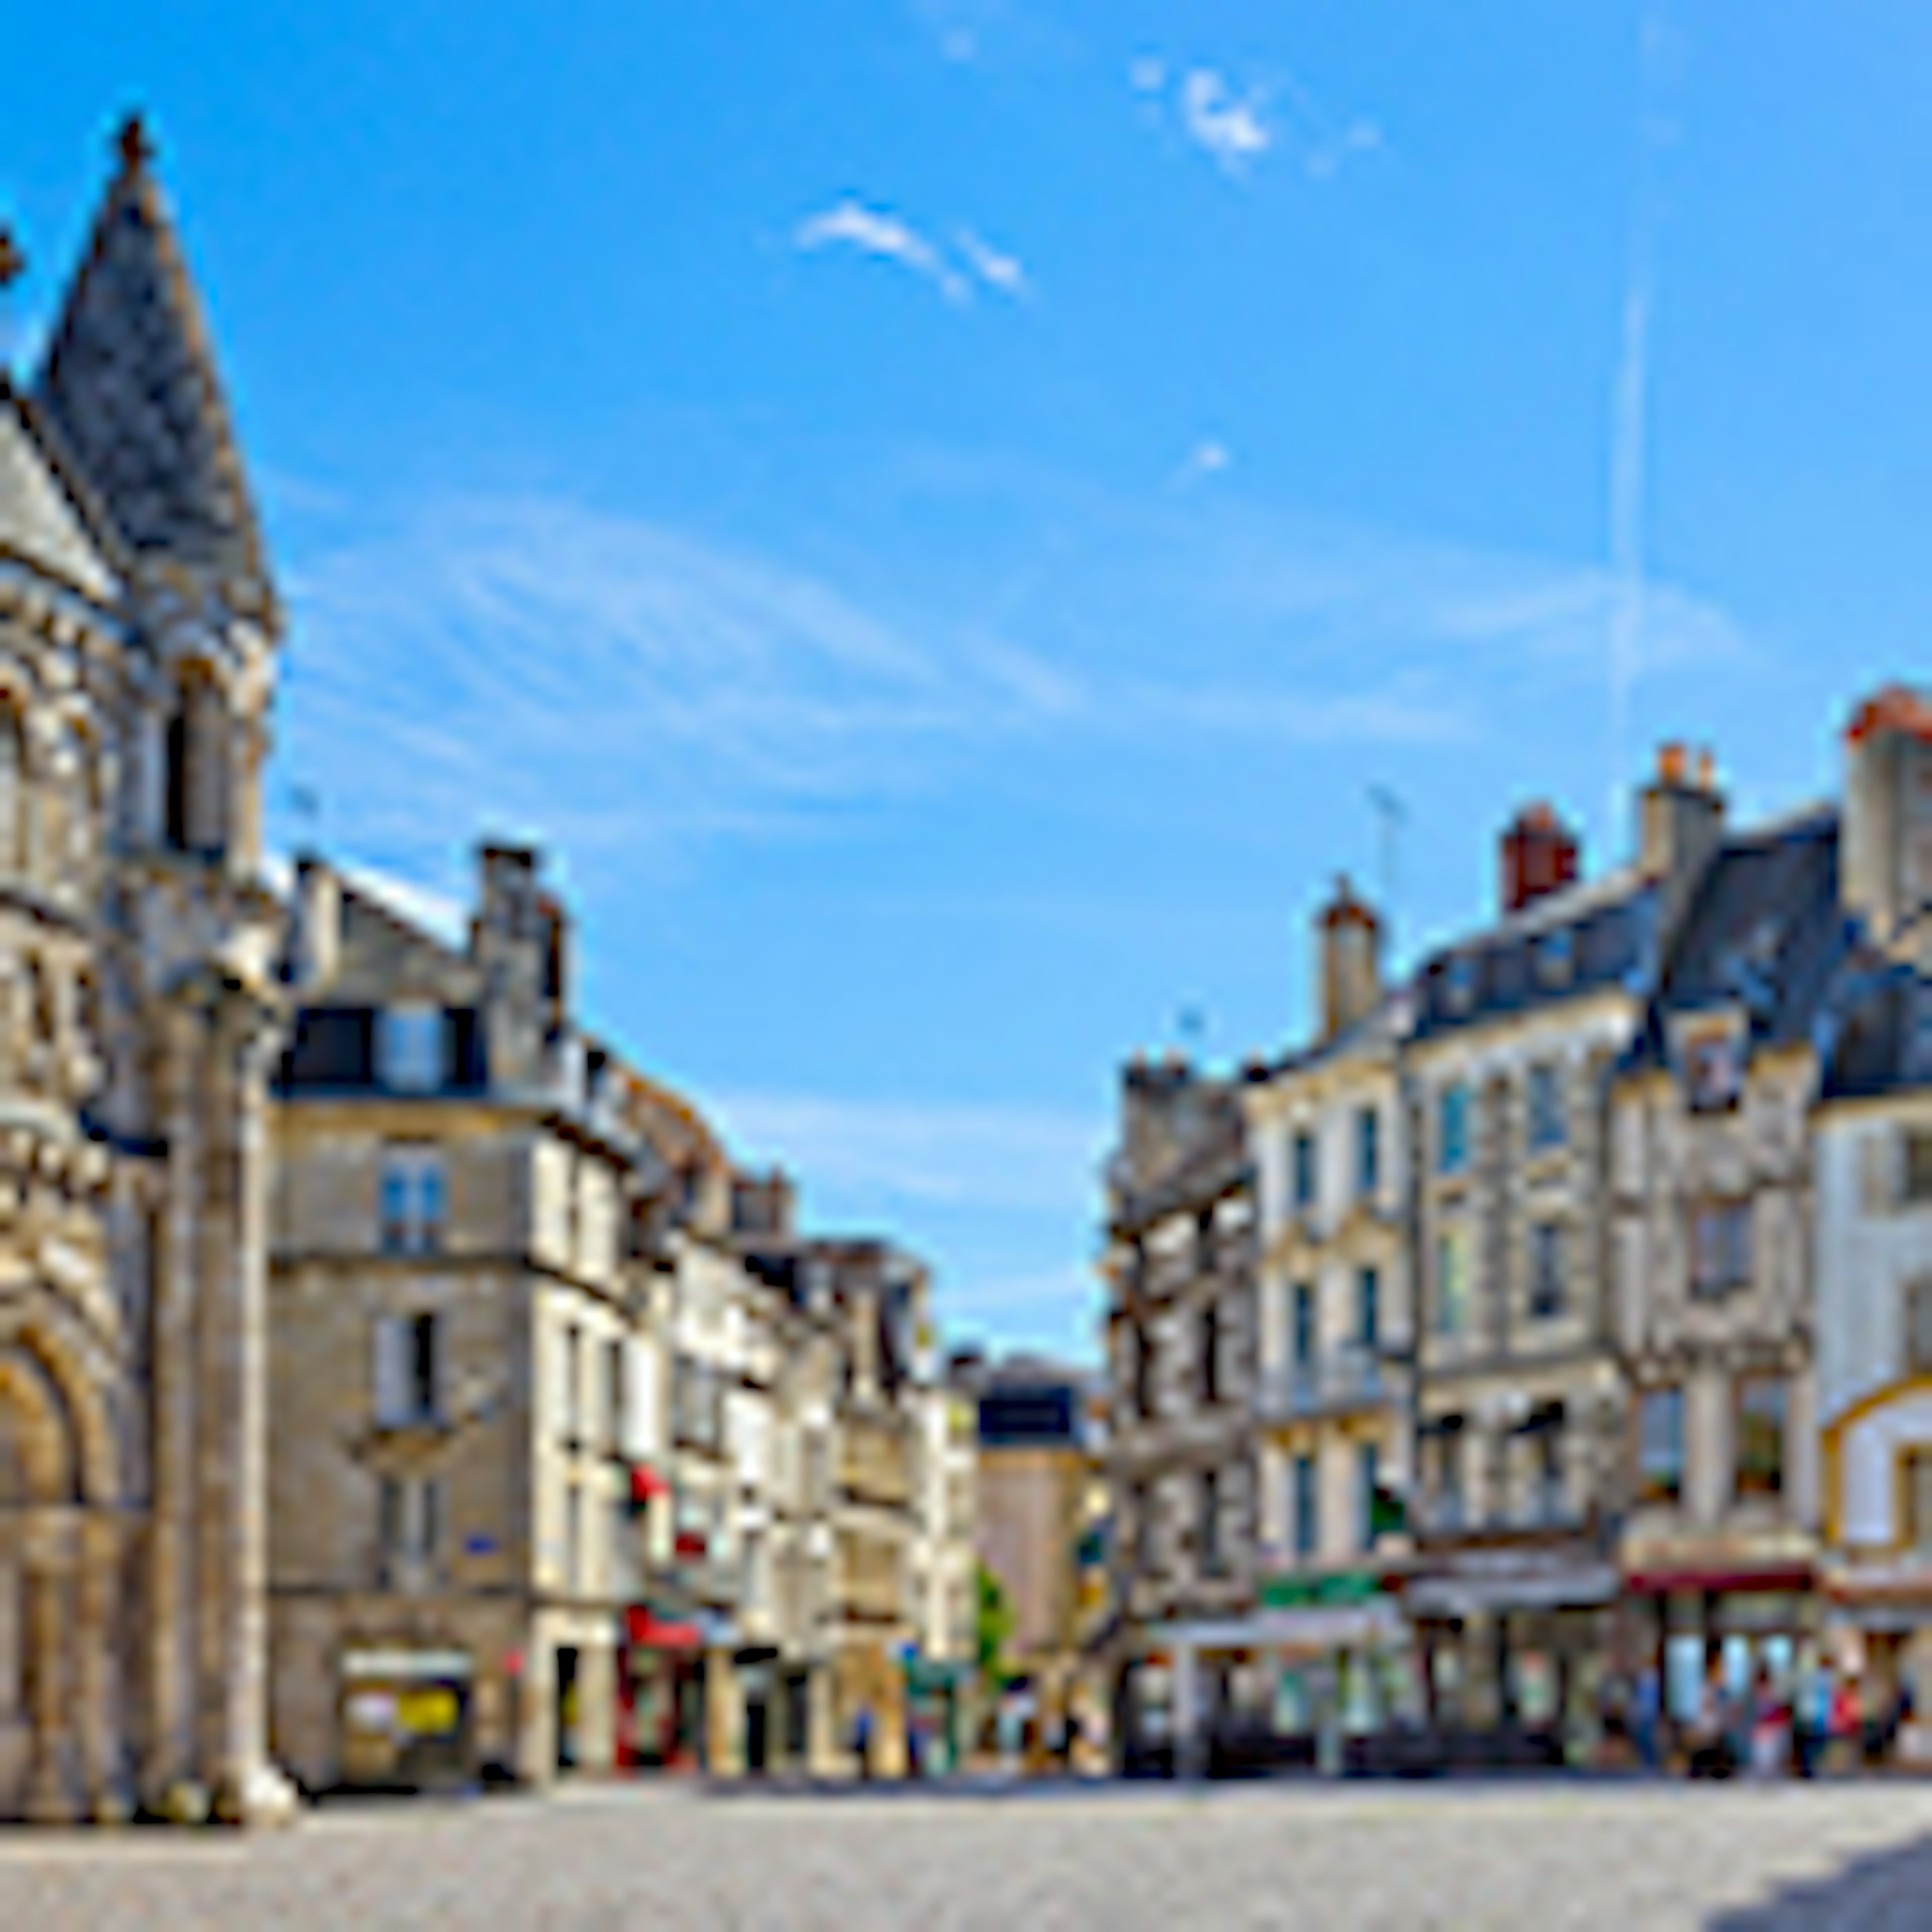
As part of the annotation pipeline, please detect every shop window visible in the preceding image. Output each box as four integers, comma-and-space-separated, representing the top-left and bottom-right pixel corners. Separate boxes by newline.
1435, 1226, 1472, 1337
1526, 1062, 1565, 1154
1530, 1221, 1566, 1319
1734, 1375, 1786, 1500
1437, 1084, 1470, 1176
1691, 1200, 1751, 1298
1637, 1387, 1683, 1504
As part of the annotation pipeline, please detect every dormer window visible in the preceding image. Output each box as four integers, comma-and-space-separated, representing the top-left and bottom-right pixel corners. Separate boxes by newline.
1678, 1013, 1745, 1113
378, 1003, 446, 1093
1535, 929, 1575, 989
1442, 954, 1478, 1016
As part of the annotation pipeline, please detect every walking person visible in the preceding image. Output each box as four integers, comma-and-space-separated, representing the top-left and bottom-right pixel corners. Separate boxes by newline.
1634, 1663, 1662, 1776
853, 1701, 873, 1783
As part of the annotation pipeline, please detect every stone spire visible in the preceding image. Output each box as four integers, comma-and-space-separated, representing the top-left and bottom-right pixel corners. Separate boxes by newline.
31, 114, 273, 618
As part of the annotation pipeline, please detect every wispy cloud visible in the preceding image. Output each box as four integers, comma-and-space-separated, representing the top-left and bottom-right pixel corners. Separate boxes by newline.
1173, 438, 1233, 490
707, 1091, 1107, 1215
794, 199, 1029, 305
1179, 67, 1273, 176
795, 199, 970, 304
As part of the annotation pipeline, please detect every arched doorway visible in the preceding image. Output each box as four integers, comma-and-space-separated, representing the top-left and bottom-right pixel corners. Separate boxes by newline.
0, 1341, 89, 1821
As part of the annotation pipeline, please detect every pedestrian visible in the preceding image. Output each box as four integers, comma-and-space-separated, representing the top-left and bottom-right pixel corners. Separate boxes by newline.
1634, 1663, 1662, 1775
1794, 1656, 1829, 1780
853, 1702, 873, 1782
1829, 1674, 1860, 1777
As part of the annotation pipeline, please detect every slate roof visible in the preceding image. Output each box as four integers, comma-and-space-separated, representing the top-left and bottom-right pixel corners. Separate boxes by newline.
1821, 959, 1932, 1101
1410, 867, 1659, 1043
1625, 806, 1850, 1072
32, 134, 270, 605
0, 384, 118, 603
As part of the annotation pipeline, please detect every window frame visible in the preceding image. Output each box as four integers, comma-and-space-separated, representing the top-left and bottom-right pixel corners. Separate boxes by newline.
1525, 1062, 1566, 1155
1438, 1083, 1471, 1177
1528, 1220, 1566, 1320
1734, 1374, 1787, 1502
1637, 1386, 1684, 1505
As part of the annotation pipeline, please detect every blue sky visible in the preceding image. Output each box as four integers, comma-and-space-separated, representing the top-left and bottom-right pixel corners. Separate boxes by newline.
6, 2, 1931, 1360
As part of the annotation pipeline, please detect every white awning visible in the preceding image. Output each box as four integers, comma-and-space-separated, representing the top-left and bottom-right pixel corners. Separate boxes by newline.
1146, 1602, 1404, 1653
1406, 1564, 1620, 1619
340, 1648, 473, 1682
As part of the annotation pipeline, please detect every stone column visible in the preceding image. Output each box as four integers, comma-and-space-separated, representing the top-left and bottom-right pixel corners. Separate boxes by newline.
577, 1639, 617, 1774
705, 1648, 743, 1779
23, 1544, 72, 1823
77, 1517, 124, 1819
206, 995, 294, 1825
1172, 1638, 1199, 1780
144, 1002, 202, 1807
807, 1658, 839, 1778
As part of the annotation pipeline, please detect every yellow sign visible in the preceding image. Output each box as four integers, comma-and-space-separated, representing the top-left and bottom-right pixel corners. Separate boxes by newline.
396, 1687, 460, 1737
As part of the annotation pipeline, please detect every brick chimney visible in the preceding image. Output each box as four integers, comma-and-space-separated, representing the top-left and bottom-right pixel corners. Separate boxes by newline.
1843, 685, 1932, 956
1639, 741, 1725, 883
1317, 875, 1382, 1041
1500, 803, 1580, 915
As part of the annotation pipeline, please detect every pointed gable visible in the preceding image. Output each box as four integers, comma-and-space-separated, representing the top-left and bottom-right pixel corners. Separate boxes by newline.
32, 119, 271, 609
0, 385, 117, 603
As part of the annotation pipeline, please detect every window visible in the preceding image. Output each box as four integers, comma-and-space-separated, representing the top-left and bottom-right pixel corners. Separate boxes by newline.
562, 1324, 582, 1442
1905, 1450, 1932, 1555
1358, 1442, 1380, 1550
1293, 1454, 1318, 1560
1291, 1282, 1315, 1370
378, 1475, 440, 1576
1199, 1298, 1220, 1405
1525, 1406, 1565, 1522
1356, 1107, 1380, 1199
1735, 1376, 1786, 1500
1684, 1029, 1743, 1113
1535, 929, 1575, 988
373, 1311, 440, 1426
1356, 1267, 1379, 1350
377, 1003, 446, 1092
0, 706, 23, 874
1907, 1280, 1932, 1378
1530, 1222, 1565, 1319
1426, 1419, 1465, 1527
1435, 1226, 1472, 1337
1443, 954, 1477, 1015
1438, 1084, 1470, 1176
565, 1483, 583, 1592
1133, 1322, 1154, 1421
1293, 1131, 1317, 1213
1199, 1468, 1222, 1577
379, 1144, 446, 1255
606, 1337, 626, 1451
1638, 1388, 1683, 1504
1905, 1130, 1932, 1207
1692, 1201, 1751, 1298
1526, 1063, 1565, 1154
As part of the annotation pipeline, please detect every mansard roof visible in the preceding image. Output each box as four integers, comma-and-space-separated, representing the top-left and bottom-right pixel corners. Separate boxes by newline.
0, 381, 119, 604
1624, 805, 1850, 1073
1409, 866, 1659, 1043
32, 120, 272, 611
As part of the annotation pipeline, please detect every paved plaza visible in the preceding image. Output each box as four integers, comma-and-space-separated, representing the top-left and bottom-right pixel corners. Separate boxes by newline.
4, 1782, 1932, 1929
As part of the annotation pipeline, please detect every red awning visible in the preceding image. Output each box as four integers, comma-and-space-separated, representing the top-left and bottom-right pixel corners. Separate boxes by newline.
625, 1605, 701, 1652
629, 1465, 671, 1504
1625, 1565, 1813, 1596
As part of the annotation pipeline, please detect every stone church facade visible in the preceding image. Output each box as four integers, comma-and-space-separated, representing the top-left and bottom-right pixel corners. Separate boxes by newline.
0, 124, 292, 1821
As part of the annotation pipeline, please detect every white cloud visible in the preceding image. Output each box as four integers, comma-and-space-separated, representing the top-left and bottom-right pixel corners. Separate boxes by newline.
795, 199, 969, 304
1178, 67, 1273, 175
954, 226, 1028, 298
1129, 54, 1167, 94
1173, 438, 1233, 490
706, 1092, 1107, 1215
1305, 117, 1384, 180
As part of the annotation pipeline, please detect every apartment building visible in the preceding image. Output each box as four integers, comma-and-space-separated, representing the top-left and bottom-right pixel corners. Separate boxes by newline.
266, 845, 670, 1791
1610, 795, 1842, 1734
1099, 1061, 1256, 1768
1242, 879, 1418, 1761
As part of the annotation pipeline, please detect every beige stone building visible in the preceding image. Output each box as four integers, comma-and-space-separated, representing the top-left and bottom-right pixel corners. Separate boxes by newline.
0, 123, 293, 1824
267, 845, 672, 1790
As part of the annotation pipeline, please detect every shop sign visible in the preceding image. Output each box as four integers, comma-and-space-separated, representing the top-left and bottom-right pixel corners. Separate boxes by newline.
1261, 1570, 1382, 1612
345, 1689, 397, 1735
397, 1687, 461, 1738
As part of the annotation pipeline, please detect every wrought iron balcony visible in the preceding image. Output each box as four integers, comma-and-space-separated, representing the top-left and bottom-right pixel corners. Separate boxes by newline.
1255, 1346, 1392, 1420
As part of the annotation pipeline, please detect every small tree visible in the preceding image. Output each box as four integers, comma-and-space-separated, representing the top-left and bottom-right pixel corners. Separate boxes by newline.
975, 1559, 1015, 1742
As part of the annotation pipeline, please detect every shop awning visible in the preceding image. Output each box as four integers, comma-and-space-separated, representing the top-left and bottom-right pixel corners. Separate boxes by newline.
341, 1647, 473, 1682
1406, 1564, 1620, 1618
1624, 1564, 1813, 1596
625, 1605, 702, 1652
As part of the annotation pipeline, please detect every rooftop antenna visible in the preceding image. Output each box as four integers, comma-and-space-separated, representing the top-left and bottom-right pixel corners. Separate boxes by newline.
1367, 783, 1406, 938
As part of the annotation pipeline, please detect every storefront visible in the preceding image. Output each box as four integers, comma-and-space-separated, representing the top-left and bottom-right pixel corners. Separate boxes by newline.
622, 1605, 703, 1770
1821, 1571, 1932, 1765
903, 1655, 973, 1776
1622, 1564, 1818, 1742
1406, 1548, 1620, 1762
338, 1646, 475, 1791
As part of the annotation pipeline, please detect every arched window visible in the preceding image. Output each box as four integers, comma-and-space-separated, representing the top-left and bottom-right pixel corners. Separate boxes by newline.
164, 667, 229, 856
0, 704, 26, 877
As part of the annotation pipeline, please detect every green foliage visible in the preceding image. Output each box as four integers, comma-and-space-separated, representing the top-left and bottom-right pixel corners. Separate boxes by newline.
975, 1561, 1015, 1683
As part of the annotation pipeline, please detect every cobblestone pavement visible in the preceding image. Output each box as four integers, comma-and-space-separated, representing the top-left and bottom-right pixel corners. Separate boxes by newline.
5, 1781, 1932, 1930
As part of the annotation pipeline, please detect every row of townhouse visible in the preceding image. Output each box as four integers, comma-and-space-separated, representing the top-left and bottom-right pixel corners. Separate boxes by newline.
268, 846, 979, 1792
0, 120, 975, 1822
1102, 692, 1932, 1774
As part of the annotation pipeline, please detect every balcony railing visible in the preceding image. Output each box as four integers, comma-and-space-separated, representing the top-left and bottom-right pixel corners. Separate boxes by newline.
1256, 1346, 1391, 1420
